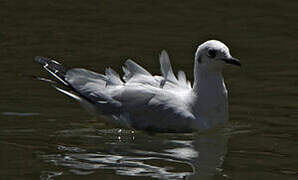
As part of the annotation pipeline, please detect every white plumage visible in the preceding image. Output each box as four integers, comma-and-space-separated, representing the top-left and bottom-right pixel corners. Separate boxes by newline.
35, 40, 240, 133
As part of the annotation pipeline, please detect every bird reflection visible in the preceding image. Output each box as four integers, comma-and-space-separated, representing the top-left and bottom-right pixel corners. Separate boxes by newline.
39, 128, 229, 179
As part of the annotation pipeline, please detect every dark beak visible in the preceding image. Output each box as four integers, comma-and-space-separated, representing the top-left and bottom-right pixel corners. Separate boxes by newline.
221, 57, 241, 66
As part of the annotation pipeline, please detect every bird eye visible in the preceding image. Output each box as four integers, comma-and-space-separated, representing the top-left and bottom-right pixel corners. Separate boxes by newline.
207, 49, 216, 58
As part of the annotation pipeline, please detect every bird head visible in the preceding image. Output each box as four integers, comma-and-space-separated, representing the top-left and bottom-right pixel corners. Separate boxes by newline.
195, 40, 241, 71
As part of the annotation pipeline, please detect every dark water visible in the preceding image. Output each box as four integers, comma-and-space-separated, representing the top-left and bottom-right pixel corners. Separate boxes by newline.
1, 0, 297, 179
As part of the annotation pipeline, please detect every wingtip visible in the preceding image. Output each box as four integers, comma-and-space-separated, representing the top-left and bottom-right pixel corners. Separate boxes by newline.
35, 56, 43, 59
34, 56, 45, 65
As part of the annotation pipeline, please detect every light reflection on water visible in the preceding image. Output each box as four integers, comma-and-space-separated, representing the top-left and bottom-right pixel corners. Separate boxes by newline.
37, 127, 232, 179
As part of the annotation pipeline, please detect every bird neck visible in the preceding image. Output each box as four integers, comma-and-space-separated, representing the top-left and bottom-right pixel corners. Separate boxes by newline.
193, 61, 225, 94
191, 60, 229, 130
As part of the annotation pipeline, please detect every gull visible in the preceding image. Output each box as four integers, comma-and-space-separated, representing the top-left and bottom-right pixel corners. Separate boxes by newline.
35, 40, 241, 133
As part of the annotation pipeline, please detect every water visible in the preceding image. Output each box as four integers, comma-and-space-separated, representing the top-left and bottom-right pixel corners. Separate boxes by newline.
1, 0, 297, 179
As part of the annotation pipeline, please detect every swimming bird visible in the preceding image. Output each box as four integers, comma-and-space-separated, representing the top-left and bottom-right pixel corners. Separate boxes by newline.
35, 40, 240, 133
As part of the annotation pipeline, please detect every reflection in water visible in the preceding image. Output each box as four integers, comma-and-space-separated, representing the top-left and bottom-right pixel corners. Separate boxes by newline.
39, 129, 229, 179
2, 112, 40, 116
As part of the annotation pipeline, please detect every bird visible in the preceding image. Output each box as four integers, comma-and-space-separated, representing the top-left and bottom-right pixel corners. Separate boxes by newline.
35, 40, 241, 133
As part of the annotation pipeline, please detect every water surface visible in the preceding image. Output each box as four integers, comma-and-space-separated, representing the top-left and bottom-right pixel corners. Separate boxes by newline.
0, 0, 297, 179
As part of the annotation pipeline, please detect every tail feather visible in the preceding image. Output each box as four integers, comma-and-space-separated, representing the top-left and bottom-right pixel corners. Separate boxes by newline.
35, 56, 124, 116
35, 56, 69, 86
53, 85, 82, 102
31, 75, 57, 84
53, 85, 97, 115
35, 56, 95, 105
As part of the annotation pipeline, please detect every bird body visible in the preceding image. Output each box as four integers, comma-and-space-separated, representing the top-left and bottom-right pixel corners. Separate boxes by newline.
35, 40, 240, 133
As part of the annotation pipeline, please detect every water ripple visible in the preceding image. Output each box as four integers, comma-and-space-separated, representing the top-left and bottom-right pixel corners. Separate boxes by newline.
2, 112, 40, 116
38, 130, 229, 179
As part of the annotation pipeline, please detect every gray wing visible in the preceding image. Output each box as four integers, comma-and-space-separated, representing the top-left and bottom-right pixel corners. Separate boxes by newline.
35, 56, 194, 132
65, 61, 195, 132
113, 85, 196, 132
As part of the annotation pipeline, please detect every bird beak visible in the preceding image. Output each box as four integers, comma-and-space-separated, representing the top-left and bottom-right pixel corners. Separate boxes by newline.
221, 57, 241, 66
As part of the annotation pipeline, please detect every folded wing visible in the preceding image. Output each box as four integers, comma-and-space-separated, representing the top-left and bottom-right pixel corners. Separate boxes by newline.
35, 51, 194, 131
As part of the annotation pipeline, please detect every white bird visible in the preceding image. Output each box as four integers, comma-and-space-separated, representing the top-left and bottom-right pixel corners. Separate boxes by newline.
35, 40, 241, 133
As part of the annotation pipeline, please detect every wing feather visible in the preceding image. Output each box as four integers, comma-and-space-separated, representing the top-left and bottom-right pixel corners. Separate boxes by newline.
123, 59, 152, 82
105, 67, 123, 86
159, 50, 178, 87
